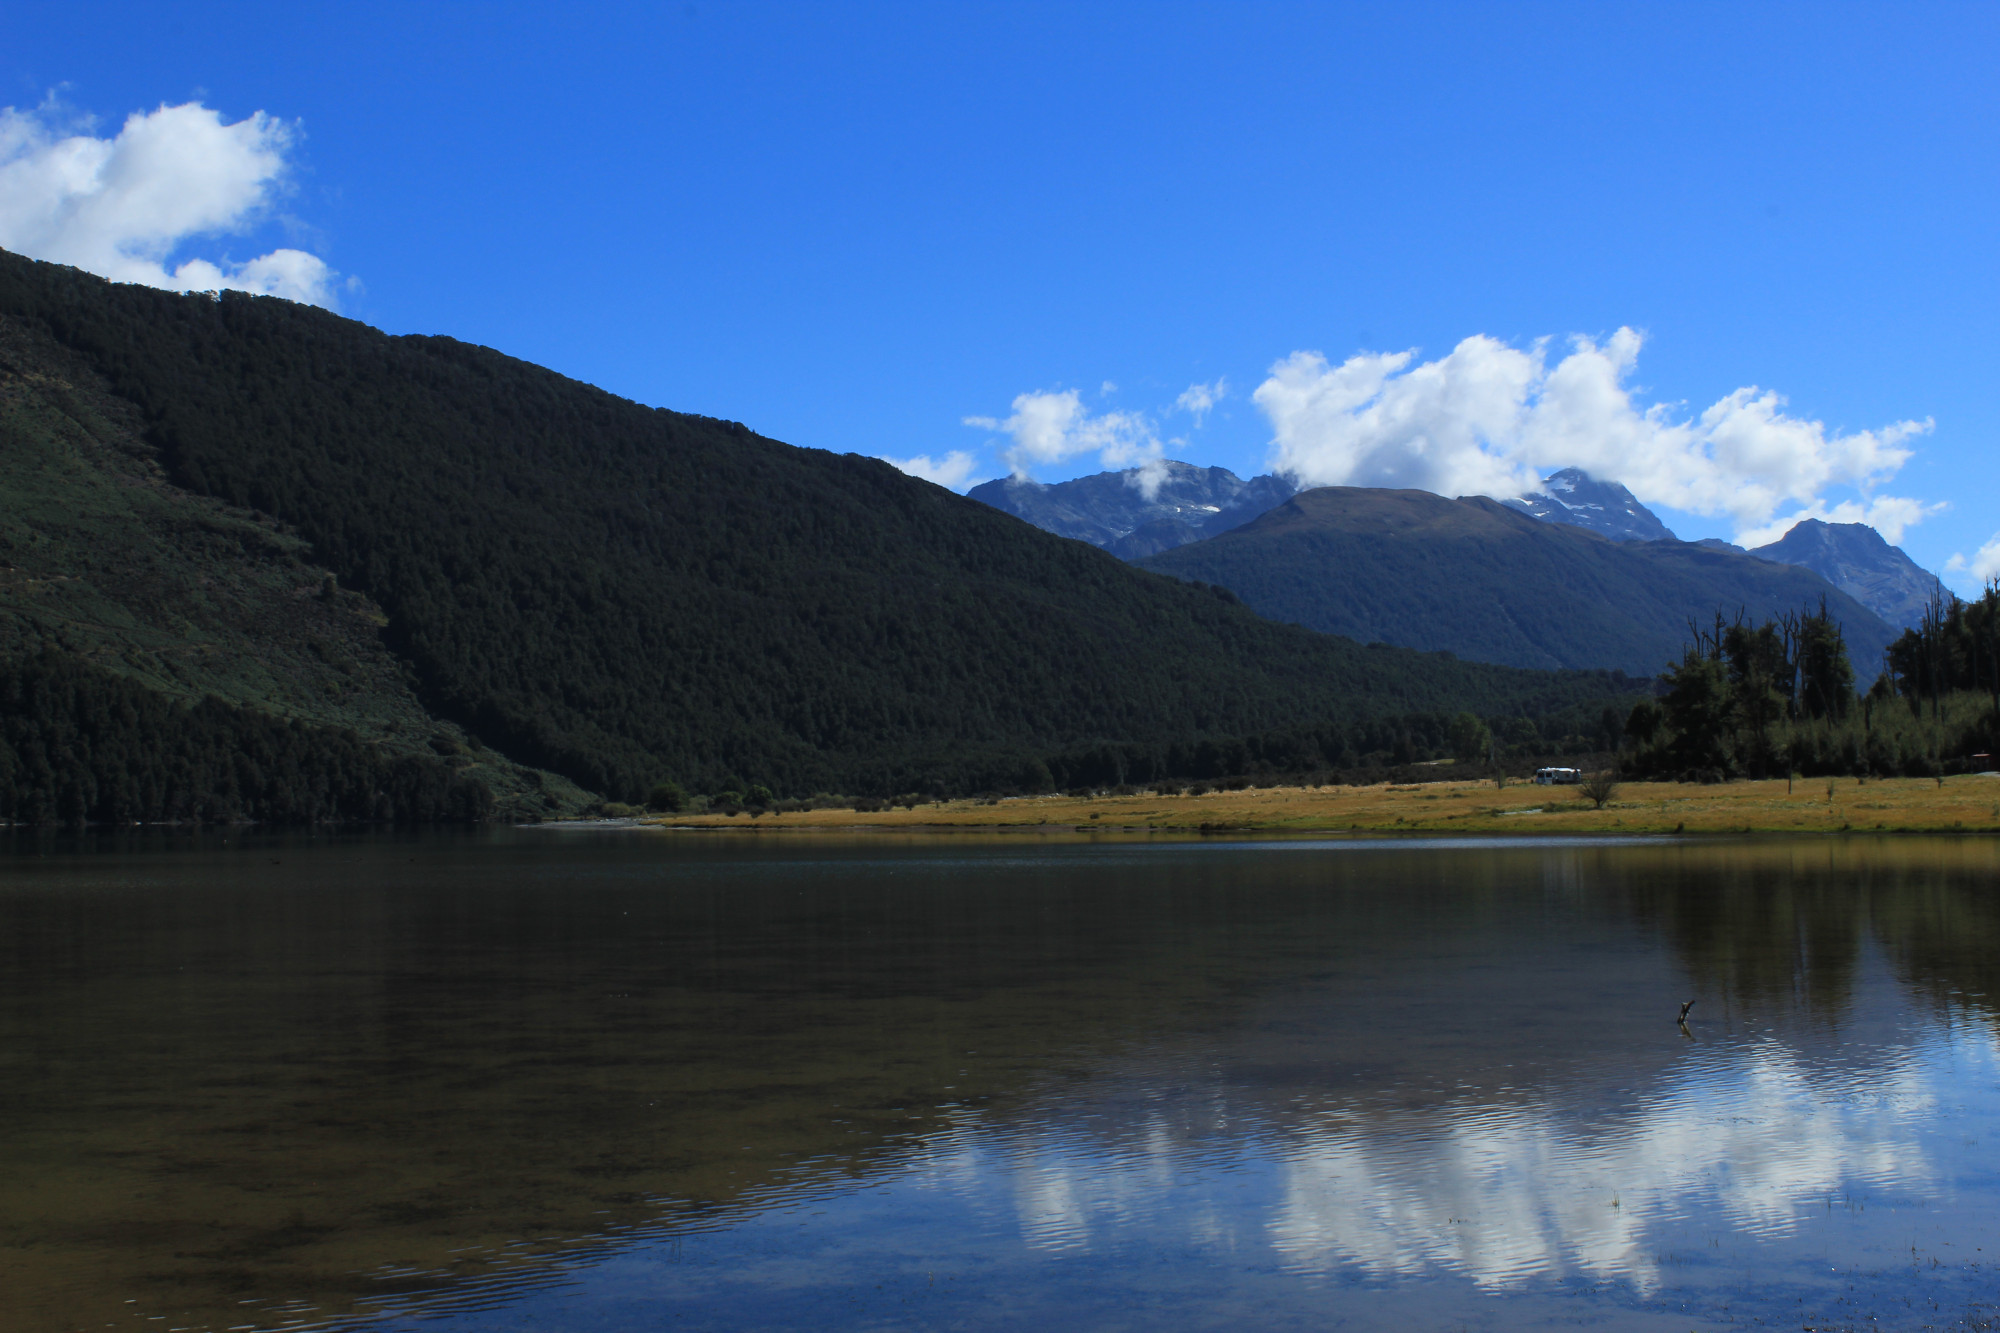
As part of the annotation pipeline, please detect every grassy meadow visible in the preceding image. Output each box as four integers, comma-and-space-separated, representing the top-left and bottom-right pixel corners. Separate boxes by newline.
643, 771, 2000, 835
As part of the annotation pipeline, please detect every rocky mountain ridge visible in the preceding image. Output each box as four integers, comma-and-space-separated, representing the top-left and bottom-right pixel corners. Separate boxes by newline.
1750, 519, 1940, 630
967, 463, 1296, 558
1502, 468, 1679, 543
977, 460, 1943, 633
1136, 486, 1900, 677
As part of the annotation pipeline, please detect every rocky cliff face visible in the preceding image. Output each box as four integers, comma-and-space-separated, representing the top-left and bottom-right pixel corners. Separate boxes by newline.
968, 462, 1295, 557
1502, 468, 1679, 543
1751, 519, 1940, 629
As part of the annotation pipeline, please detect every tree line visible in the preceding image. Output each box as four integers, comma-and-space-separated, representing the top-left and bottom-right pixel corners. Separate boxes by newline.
1623, 586, 1999, 780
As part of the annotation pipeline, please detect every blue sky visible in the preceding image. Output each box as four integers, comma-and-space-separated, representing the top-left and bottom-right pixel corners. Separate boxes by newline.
6, 2, 1998, 584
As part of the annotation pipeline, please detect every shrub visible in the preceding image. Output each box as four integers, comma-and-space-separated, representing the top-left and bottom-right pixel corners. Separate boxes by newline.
1578, 769, 1619, 810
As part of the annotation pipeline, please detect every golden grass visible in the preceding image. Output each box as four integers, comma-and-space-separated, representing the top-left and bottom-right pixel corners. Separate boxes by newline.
644, 772, 2000, 835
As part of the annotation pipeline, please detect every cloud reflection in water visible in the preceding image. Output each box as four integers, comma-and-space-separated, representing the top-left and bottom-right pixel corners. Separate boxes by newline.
917, 1028, 1994, 1302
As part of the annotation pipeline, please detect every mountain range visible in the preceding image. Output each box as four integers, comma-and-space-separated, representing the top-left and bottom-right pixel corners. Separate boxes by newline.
1500, 468, 1678, 543
973, 461, 1942, 641
0, 248, 1642, 820
1135, 488, 1901, 676
972, 463, 1683, 555
1739, 519, 1939, 630
1512, 475, 1938, 630
966, 464, 1297, 559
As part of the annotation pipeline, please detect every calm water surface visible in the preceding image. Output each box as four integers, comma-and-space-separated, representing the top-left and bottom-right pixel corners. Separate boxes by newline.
2, 831, 1997, 1331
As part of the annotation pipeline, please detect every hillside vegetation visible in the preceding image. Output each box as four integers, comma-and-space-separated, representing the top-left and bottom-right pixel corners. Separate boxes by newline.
0, 651, 491, 825
0, 308, 593, 820
0, 251, 1643, 811
1139, 487, 1897, 676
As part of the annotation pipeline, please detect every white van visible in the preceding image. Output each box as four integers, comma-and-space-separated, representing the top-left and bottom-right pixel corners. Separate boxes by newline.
1533, 767, 1582, 785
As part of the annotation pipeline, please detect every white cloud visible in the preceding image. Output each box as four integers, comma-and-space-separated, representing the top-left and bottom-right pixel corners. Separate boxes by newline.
1255, 329, 1934, 545
1734, 495, 1944, 549
964, 388, 1163, 482
1122, 454, 1171, 500
1946, 534, 2000, 585
881, 450, 986, 491
1175, 377, 1226, 426
1256, 338, 1538, 502
0, 97, 337, 306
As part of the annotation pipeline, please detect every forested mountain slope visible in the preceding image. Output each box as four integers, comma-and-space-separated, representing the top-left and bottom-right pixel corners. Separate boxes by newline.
0, 250, 1637, 803
1139, 487, 1898, 677
0, 307, 591, 819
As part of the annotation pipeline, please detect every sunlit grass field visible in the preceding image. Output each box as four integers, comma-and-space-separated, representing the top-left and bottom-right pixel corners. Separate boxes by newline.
648, 773, 2000, 834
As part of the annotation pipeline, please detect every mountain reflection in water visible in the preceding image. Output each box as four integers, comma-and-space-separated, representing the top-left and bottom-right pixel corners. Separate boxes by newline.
1, 832, 1996, 1332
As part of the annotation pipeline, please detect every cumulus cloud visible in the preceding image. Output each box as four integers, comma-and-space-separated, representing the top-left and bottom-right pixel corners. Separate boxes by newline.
1257, 338, 1539, 502
1946, 535, 2000, 585
1174, 377, 1226, 426
1255, 329, 1934, 545
0, 97, 337, 306
1735, 495, 1943, 549
964, 388, 1164, 485
881, 450, 986, 491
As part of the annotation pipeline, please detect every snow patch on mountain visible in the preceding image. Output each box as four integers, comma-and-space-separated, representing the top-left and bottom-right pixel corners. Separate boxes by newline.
1501, 468, 1678, 543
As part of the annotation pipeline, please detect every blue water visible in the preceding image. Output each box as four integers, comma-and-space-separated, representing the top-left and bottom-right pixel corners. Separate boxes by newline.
2, 831, 1995, 1330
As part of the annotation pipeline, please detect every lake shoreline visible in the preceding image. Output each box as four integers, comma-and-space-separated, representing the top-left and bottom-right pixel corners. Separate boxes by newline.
620, 774, 2000, 836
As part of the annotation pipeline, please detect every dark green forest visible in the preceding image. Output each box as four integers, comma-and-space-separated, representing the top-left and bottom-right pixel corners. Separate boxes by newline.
0, 651, 490, 825
0, 249, 1643, 811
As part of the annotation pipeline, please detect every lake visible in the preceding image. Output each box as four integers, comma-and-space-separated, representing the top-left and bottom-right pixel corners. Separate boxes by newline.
2, 830, 1996, 1331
